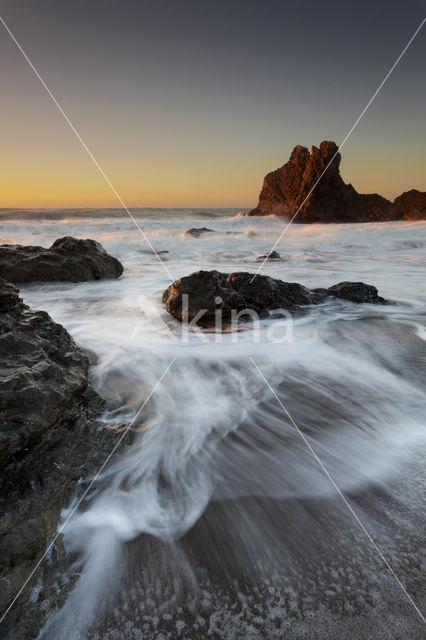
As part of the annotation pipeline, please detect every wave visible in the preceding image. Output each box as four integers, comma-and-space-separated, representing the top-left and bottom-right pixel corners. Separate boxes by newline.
3, 214, 424, 638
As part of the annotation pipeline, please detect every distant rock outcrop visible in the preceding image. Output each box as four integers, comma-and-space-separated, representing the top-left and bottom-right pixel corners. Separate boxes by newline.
394, 189, 426, 220
162, 270, 386, 325
246, 141, 403, 223
0, 236, 123, 283
255, 250, 283, 262
184, 227, 215, 238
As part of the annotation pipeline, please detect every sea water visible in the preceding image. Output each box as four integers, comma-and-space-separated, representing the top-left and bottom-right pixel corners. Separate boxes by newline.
1, 210, 425, 639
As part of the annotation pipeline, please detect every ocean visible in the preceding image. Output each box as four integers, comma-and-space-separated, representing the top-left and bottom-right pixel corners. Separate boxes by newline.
1, 210, 425, 639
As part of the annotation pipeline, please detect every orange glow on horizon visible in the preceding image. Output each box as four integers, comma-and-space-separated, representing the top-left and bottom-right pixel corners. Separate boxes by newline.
1, 119, 424, 209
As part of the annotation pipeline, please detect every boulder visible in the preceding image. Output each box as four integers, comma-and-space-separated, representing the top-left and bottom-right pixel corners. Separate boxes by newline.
255, 250, 283, 262
327, 281, 385, 304
246, 141, 403, 222
394, 189, 426, 220
162, 270, 386, 325
184, 227, 215, 238
0, 236, 123, 283
0, 278, 121, 639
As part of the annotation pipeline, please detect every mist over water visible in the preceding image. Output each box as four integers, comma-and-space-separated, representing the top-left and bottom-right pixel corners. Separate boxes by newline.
2, 211, 425, 638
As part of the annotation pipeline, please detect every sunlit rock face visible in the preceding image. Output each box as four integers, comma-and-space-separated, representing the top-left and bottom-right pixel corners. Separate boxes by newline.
246, 140, 403, 222
394, 189, 426, 220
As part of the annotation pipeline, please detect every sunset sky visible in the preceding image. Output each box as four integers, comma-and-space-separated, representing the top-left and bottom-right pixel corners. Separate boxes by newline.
0, 0, 425, 208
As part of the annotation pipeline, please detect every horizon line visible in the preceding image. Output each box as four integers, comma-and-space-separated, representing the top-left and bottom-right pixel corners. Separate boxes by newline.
0, 205, 253, 211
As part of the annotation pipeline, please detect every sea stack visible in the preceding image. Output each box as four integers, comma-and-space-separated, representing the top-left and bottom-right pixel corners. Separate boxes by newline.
394, 189, 426, 220
246, 141, 403, 222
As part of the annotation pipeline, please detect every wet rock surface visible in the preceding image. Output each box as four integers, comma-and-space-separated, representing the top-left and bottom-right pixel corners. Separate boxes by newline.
327, 281, 386, 304
246, 141, 403, 222
162, 270, 386, 324
394, 189, 426, 220
0, 236, 123, 283
184, 227, 216, 238
255, 250, 283, 262
0, 278, 121, 639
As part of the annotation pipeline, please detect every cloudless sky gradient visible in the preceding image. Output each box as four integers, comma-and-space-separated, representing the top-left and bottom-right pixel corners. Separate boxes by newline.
0, 0, 425, 208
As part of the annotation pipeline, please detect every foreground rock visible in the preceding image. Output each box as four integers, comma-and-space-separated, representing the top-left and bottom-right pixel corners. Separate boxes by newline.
394, 189, 426, 220
184, 227, 215, 238
0, 279, 121, 639
162, 270, 386, 324
246, 141, 403, 222
0, 236, 123, 283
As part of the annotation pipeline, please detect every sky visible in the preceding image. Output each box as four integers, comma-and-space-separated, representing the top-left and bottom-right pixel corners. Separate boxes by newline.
0, 0, 425, 208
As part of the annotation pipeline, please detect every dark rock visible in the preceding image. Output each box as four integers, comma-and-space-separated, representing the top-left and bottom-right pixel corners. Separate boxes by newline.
0, 236, 123, 283
0, 280, 89, 474
394, 189, 426, 220
162, 270, 386, 325
246, 141, 403, 223
0, 278, 122, 639
163, 270, 245, 324
184, 227, 215, 238
255, 250, 283, 262
0, 280, 24, 312
327, 281, 386, 304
